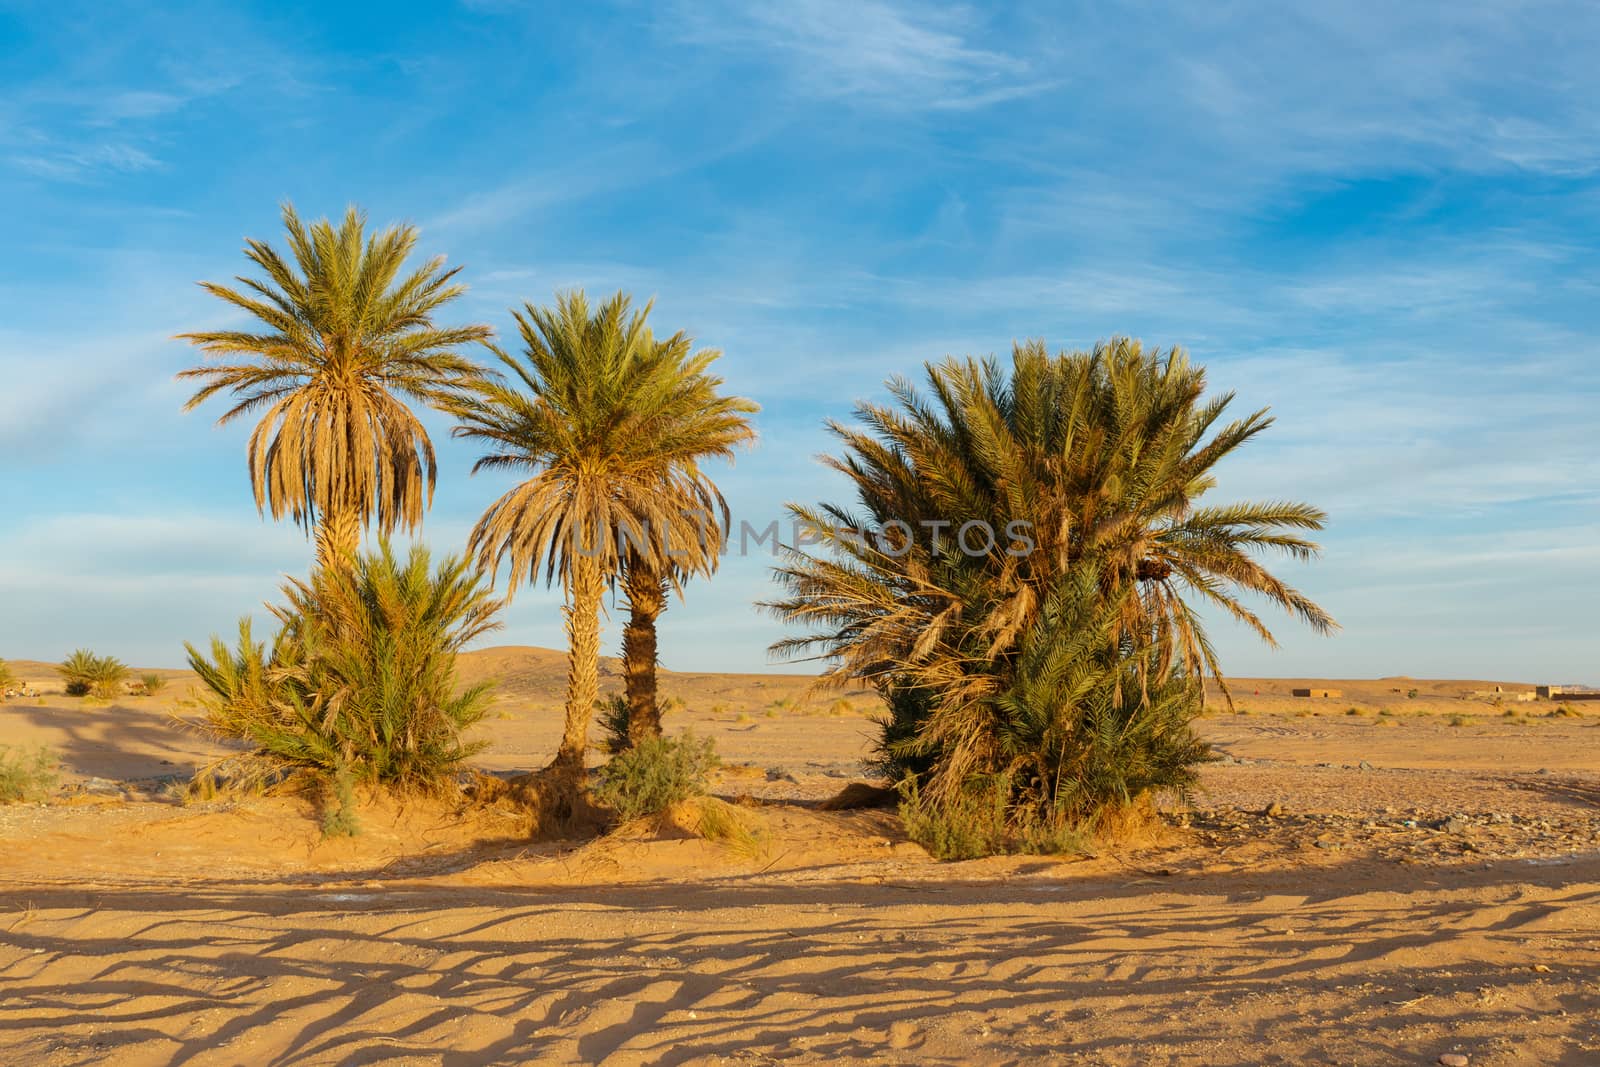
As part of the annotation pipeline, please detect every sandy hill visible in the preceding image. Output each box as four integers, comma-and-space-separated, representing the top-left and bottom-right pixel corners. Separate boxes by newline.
5, 648, 1547, 715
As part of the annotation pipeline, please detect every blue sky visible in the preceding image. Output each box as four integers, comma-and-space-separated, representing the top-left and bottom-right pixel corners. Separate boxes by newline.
1, 1, 1597, 681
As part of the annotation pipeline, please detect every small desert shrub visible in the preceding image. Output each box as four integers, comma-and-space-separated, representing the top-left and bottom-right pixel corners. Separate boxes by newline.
1548, 704, 1579, 718
1345, 706, 1364, 716
58, 649, 128, 699
140, 673, 166, 697
1406, 688, 1419, 699
0, 745, 59, 803
597, 693, 632, 754
321, 766, 361, 838
828, 698, 854, 717
693, 797, 768, 859
0, 658, 17, 693
594, 732, 719, 822
183, 543, 501, 802
900, 778, 1090, 861
1447, 713, 1469, 728
1377, 707, 1393, 717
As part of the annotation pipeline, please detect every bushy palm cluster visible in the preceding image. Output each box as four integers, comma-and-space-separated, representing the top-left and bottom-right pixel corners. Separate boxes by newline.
58, 649, 129, 699
769, 340, 1335, 842
184, 543, 502, 796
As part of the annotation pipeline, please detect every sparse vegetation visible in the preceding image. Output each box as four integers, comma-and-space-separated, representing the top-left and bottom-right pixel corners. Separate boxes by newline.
1447, 714, 1470, 728
0, 744, 59, 804
58, 650, 129, 699
320, 767, 361, 838
183, 543, 502, 809
900, 778, 1091, 861
691, 798, 768, 859
140, 673, 166, 697
1345, 706, 1364, 716
1548, 704, 1579, 718
594, 732, 720, 822
0, 658, 17, 693
597, 693, 632, 754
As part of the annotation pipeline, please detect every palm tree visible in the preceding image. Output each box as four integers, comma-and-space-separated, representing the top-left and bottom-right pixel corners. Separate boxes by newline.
618, 334, 757, 746
767, 339, 1336, 825
452, 291, 741, 778
177, 203, 492, 569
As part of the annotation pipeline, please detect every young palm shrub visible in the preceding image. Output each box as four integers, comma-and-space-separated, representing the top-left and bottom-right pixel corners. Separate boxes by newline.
451, 291, 741, 782
177, 203, 493, 571
58, 650, 129, 699
596, 693, 632, 755
140, 673, 167, 697
183, 543, 503, 816
0, 658, 17, 694
768, 340, 1334, 852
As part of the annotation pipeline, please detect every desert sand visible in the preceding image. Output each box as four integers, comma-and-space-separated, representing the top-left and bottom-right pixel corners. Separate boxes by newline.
1, 649, 1598, 1065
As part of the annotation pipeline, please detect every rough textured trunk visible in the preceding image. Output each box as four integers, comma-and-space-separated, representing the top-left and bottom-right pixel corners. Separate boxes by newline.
622, 555, 667, 746
553, 553, 605, 776
314, 507, 362, 572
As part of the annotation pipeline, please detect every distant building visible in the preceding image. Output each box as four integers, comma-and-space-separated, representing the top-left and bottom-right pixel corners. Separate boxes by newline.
1292, 688, 1342, 698
1538, 684, 1600, 701
1470, 686, 1536, 701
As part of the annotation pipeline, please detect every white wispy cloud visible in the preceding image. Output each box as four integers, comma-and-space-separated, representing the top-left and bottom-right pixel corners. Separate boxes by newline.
664, 0, 1051, 110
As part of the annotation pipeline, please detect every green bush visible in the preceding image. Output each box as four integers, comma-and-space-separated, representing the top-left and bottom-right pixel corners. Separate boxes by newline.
140, 673, 167, 697
320, 766, 361, 838
594, 732, 719, 821
183, 542, 502, 800
59, 649, 129, 699
596, 693, 632, 754
0, 745, 59, 803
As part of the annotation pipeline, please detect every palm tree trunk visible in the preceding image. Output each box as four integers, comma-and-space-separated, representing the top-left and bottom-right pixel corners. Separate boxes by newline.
314, 507, 361, 572
553, 553, 604, 776
623, 555, 667, 745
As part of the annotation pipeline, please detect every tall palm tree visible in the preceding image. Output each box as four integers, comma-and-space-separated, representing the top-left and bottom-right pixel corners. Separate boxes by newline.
452, 291, 740, 777
177, 203, 492, 569
618, 333, 757, 746
768, 339, 1336, 816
